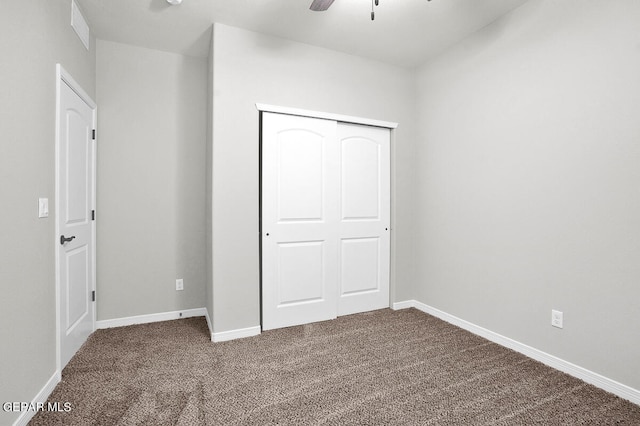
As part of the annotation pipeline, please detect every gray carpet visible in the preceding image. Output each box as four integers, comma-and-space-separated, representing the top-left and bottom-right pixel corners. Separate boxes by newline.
31, 308, 640, 425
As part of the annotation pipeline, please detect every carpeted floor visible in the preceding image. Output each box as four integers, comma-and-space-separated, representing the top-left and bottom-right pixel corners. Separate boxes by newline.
32, 308, 640, 425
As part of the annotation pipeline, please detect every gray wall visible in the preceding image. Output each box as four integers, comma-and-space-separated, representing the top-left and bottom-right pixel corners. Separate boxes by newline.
96, 40, 207, 320
210, 23, 417, 333
414, 0, 640, 390
0, 1, 95, 424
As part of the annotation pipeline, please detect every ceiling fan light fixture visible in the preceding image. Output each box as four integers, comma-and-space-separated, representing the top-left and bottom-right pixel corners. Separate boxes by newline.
166, 0, 182, 5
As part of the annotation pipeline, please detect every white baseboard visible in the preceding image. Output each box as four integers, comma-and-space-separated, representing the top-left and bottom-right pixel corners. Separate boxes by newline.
96, 308, 207, 329
203, 309, 214, 342
393, 300, 640, 406
212, 325, 261, 342
391, 300, 414, 310
13, 370, 61, 426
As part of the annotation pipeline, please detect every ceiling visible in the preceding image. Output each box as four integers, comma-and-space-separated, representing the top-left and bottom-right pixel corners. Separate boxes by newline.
76, 0, 528, 68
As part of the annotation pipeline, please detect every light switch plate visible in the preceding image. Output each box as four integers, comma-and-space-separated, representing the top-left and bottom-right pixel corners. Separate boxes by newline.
38, 198, 49, 218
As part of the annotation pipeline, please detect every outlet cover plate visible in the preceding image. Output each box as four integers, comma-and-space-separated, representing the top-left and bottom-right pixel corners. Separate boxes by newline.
551, 309, 563, 328
176, 279, 184, 291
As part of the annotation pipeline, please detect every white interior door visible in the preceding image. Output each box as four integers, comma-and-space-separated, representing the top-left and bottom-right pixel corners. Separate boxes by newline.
261, 112, 339, 330
337, 123, 390, 316
261, 112, 391, 330
57, 70, 96, 368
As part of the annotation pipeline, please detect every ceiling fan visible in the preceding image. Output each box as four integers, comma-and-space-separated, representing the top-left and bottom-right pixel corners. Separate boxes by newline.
310, 0, 417, 20
310, 0, 378, 20
310, 0, 433, 20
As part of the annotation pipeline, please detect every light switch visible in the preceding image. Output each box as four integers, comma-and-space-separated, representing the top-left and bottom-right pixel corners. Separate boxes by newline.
38, 198, 49, 218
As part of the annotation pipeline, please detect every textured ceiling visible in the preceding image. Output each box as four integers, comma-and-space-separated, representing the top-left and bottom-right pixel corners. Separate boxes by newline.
76, 0, 528, 67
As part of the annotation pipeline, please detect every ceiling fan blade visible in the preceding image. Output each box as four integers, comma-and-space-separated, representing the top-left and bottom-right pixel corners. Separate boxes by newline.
309, 0, 335, 12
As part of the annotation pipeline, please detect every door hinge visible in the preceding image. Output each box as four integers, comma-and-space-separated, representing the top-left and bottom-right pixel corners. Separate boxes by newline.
91, 290, 95, 302
92, 210, 95, 221
92, 129, 96, 140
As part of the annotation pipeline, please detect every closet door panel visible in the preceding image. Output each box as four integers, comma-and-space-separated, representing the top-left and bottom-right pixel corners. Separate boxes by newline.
262, 113, 338, 330
337, 123, 390, 316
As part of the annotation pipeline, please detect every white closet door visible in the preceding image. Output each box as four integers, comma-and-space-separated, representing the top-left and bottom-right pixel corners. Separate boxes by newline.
262, 112, 390, 330
261, 112, 339, 330
337, 123, 390, 316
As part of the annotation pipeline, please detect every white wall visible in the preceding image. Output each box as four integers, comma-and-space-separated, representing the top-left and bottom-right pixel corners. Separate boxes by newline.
211, 23, 417, 333
0, 1, 95, 424
414, 0, 640, 391
96, 40, 207, 321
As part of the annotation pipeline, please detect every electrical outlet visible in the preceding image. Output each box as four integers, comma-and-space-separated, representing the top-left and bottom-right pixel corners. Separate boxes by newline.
551, 310, 563, 329
176, 279, 184, 291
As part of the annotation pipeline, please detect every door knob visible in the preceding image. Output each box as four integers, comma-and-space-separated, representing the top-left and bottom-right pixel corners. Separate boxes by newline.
60, 235, 76, 245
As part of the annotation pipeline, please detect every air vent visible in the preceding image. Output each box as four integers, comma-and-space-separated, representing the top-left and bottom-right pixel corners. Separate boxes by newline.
71, 0, 90, 50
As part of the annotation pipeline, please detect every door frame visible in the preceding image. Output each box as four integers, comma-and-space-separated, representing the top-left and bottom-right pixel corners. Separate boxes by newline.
256, 104, 398, 329
54, 64, 97, 374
